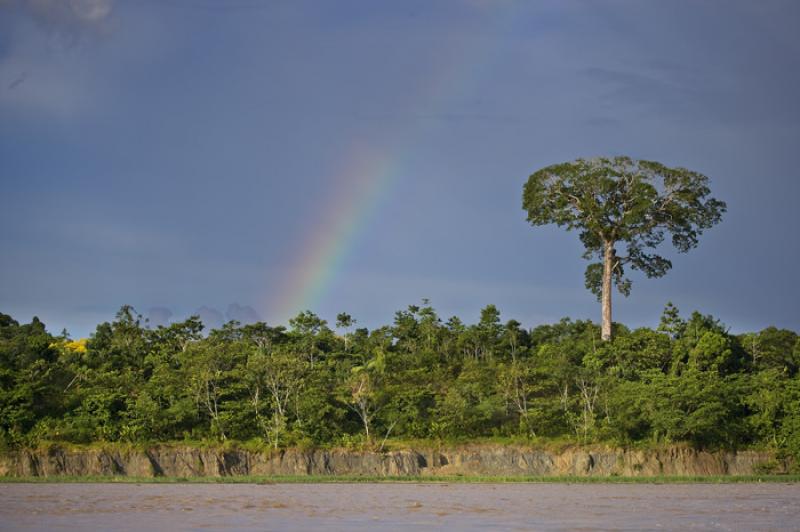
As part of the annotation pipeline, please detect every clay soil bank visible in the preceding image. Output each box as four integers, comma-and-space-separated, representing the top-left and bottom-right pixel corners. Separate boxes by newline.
1, 444, 792, 479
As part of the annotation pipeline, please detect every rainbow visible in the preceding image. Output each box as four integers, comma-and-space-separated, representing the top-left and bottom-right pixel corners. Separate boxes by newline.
268, 143, 395, 323
267, 3, 524, 324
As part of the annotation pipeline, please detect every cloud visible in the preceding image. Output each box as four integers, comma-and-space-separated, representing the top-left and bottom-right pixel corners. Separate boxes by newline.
580, 23, 800, 128
583, 66, 699, 119
0, 0, 116, 117
7, 71, 26, 89
226, 303, 261, 325
193, 304, 261, 331
194, 306, 224, 331
146, 306, 173, 327
7, 0, 114, 39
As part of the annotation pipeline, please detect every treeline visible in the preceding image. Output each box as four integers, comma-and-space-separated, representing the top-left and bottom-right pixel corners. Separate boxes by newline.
1, 303, 799, 461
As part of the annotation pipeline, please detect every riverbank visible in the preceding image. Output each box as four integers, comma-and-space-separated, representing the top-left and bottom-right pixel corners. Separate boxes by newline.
1, 443, 793, 479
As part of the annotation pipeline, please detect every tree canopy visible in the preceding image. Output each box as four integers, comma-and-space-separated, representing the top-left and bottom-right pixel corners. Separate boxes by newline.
1, 304, 799, 471
523, 156, 726, 340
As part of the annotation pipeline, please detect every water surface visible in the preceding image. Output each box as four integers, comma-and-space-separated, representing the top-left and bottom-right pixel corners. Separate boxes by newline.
2, 482, 799, 530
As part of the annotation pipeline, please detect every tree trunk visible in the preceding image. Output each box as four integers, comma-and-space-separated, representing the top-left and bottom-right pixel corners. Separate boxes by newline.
601, 240, 614, 341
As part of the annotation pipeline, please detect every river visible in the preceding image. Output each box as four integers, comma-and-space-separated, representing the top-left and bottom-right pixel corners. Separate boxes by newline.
2, 482, 799, 530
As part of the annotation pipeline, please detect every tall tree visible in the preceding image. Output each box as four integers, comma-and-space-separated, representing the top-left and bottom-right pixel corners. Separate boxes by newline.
335, 313, 355, 353
522, 156, 725, 340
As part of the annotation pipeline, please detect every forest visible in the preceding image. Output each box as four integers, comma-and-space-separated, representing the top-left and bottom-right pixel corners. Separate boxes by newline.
1, 303, 798, 465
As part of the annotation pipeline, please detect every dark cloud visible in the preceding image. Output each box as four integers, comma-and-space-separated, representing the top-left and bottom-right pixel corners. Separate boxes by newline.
1, 1, 797, 337
577, 1, 800, 128
583, 64, 800, 127
7, 72, 26, 90
4, 0, 113, 41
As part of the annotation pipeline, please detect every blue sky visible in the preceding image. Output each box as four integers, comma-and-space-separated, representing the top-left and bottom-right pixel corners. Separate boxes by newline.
1, 0, 798, 337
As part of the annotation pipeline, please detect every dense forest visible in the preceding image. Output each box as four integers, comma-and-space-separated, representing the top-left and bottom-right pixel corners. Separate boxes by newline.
1, 304, 799, 464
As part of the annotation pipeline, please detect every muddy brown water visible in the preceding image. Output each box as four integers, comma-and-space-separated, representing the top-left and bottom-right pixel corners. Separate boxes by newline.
1, 483, 799, 531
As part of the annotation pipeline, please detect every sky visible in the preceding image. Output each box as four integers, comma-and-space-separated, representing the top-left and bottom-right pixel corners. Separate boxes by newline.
1, 0, 798, 338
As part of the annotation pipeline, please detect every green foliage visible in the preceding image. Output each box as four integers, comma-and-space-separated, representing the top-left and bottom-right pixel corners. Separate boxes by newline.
779, 377, 800, 470
522, 157, 725, 339
522, 157, 726, 292
0, 304, 797, 461
434, 359, 505, 438
739, 327, 799, 375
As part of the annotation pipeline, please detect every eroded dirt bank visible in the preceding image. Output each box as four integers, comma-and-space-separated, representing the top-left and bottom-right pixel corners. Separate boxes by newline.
0, 445, 789, 478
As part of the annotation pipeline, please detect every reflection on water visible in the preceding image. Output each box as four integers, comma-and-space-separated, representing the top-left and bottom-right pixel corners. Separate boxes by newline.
2, 482, 799, 531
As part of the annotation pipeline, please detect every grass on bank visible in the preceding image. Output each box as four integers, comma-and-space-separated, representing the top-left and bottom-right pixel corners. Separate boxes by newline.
6, 436, 779, 455
2, 474, 800, 484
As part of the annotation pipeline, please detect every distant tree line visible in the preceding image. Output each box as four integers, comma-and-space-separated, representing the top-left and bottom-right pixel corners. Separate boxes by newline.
1, 304, 799, 464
